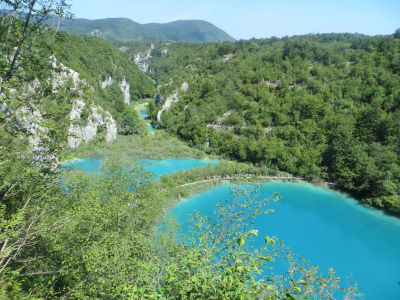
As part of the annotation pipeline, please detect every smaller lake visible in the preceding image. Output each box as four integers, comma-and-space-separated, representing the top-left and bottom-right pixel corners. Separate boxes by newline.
62, 157, 103, 174
62, 157, 218, 179
141, 158, 219, 178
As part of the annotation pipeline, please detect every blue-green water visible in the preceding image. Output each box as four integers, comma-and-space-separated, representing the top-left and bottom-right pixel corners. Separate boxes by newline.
139, 108, 155, 132
141, 158, 219, 178
139, 108, 148, 119
62, 157, 218, 179
169, 182, 400, 300
62, 157, 103, 174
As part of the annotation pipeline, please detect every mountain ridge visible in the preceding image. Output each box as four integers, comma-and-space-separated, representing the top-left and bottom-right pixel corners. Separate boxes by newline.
58, 17, 236, 43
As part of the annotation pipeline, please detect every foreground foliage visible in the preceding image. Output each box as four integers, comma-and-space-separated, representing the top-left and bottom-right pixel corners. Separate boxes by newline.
1, 156, 361, 299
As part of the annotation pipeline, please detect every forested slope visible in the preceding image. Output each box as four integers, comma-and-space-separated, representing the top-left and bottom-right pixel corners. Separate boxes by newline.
53, 31, 155, 137
142, 33, 400, 214
57, 17, 236, 43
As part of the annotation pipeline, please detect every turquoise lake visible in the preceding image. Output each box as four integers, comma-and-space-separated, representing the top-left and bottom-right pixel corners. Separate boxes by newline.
139, 108, 155, 132
169, 182, 400, 300
62, 157, 103, 174
63, 157, 219, 178
140, 158, 218, 178
64, 157, 400, 299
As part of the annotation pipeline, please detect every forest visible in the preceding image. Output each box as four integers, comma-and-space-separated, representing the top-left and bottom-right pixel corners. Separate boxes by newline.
137, 32, 400, 215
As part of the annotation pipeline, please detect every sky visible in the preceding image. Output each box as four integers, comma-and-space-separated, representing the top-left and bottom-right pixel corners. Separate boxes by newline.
69, 0, 400, 40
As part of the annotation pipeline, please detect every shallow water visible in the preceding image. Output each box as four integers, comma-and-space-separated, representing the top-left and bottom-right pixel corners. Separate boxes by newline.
139, 108, 155, 132
169, 182, 400, 300
141, 158, 219, 178
62, 157, 218, 178
62, 157, 103, 174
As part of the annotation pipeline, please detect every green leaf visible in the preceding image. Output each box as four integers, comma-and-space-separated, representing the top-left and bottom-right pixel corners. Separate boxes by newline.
248, 229, 259, 236
237, 238, 245, 247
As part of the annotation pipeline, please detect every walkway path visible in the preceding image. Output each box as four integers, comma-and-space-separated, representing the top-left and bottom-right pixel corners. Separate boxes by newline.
177, 174, 304, 188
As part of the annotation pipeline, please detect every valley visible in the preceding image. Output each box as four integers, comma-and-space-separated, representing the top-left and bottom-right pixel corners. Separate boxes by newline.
1, 1, 399, 299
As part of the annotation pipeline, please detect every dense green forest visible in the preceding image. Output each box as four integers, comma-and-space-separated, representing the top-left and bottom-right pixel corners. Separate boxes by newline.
138, 33, 400, 215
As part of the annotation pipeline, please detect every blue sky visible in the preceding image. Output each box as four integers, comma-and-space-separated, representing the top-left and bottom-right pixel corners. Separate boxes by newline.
69, 0, 399, 40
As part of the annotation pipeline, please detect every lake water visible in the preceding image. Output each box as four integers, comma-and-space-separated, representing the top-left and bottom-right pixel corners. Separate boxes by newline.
141, 158, 219, 178
63, 157, 400, 299
169, 182, 400, 300
139, 108, 155, 132
62, 157, 103, 174
63, 157, 218, 178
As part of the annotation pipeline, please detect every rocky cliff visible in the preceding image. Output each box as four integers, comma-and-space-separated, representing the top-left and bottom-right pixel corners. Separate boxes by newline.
68, 99, 117, 149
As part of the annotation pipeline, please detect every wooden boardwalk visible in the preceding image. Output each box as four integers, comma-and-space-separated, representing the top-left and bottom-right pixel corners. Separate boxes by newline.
178, 175, 304, 188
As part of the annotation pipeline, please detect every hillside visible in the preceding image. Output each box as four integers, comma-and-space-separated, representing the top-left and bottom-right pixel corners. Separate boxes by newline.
1, 29, 155, 153
133, 33, 400, 215
58, 17, 236, 43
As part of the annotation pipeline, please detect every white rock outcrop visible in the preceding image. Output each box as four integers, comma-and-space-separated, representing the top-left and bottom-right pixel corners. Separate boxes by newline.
181, 82, 189, 92
157, 82, 189, 122
90, 29, 102, 37
0, 102, 9, 116
221, 53, 235, 62
15, 106, 57, 165
119, 77, 130, 105
68, 100, 117, 149
132, 44, 154, 73
50, 55, 84, 92
101, 75, 113, 89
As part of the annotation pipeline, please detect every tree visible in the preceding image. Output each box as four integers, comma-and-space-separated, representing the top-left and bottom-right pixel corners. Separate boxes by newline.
0, 0, 72, 83
394, 28, 400, 39
0, 0, 72, 296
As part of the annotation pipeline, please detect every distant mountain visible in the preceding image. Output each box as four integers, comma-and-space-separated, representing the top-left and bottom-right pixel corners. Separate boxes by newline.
58, 18, 236, 43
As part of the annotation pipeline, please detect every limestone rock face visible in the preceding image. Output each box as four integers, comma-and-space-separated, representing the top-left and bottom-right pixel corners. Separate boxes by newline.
0, 102, 9, 116
132, 44, 154, 72
50, 55, 85, 92
68, 100, 117, 149
2, 56, 120, 158
90, 28, 102, 37
119, 77, 130, 105
157, 82, 189, 122
101, 75, 113, 89
157, 91, 179, 122
156, 49, 168, 57
181, 82, 189, 92
15, 105, 57, 165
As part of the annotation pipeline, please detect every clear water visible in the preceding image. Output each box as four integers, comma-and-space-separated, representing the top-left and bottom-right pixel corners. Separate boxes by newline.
169, 182, 400, 300
140, 158, 219, 178
62, 157, 218, 179
139, 108, 155, 132
139, 108, 148, 119
62, 157, 104, 174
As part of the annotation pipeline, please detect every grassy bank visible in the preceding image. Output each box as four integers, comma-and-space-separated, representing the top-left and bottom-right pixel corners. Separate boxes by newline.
65, 131, 217, 162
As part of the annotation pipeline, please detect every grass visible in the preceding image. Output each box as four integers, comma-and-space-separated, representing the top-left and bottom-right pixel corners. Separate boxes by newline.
68, 131, 219, 163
